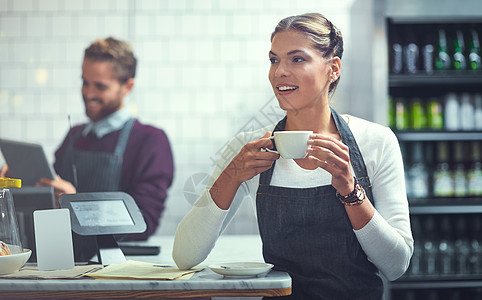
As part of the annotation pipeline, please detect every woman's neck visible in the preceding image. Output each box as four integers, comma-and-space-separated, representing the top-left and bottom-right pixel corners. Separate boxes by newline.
285, 105, 338, 137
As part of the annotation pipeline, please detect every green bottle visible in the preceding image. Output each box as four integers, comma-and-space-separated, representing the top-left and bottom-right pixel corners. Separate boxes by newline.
468, 27, 481, 71
436, 28, 451, 70
410, 98, 427, 130
433, 141, 454, 197
388, 96, 395, 128
395, 98, 409, 130
453, 142, 467, 197
427, 98, 444, 129
453, 28, 467, 70
468, 141, 482, 196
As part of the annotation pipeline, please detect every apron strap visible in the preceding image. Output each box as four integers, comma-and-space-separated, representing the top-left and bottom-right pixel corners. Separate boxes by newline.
259, 116, 287, 185
114, 118, 135, 156
330, 107, 375, 205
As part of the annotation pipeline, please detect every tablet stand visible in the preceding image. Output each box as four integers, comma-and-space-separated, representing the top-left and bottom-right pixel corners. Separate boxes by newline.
58, 192, 147, 266
96, 235, 126, 265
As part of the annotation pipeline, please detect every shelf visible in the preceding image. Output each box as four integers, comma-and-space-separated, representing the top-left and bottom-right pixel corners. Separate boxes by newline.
390, 278, 482, 290
388, 16, 482, 25
389, 73, 482, 87
394, 131, 482, 141
409, 203, 482, 215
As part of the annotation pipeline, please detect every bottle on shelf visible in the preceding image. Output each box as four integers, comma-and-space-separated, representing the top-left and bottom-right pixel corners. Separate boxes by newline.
407, 217, 423, 276
460, 93, 475, 130
404, 27, 420, 74
390, 25, 404, 74
444, 93, 460, 131
410, 98, 427, 130
400, 142, 411, 196
388, 96, 395, 128
421, 25, 435, 73
422, 216, 439, 276
406, 142, 430, 200
468, 26, 481, 71
469, 215, 482, 274
454, 216, 470, 275
467, 141, 482, 196
433, 141, 454, 197
453, 27, 467, 70
395, 97, 410, 130
436, 27, 452, 70
438, 216, 455, 275
427, 97, 444, 130
453, 142, 468, 197
474, 94, 482, 130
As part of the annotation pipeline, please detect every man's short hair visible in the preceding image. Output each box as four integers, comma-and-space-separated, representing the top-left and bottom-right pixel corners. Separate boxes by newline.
84, 37, 137, 83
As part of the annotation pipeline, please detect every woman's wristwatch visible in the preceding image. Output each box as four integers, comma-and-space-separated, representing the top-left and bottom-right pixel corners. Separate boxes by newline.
336, 179, 366, 206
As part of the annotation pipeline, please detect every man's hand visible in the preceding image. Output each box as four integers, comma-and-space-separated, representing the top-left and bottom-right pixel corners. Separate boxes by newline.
0, 164, 11, 177
37, 175, 76, 207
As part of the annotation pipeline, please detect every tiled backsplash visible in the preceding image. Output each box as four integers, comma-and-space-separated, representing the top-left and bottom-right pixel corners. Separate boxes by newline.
0, 0, 373, 235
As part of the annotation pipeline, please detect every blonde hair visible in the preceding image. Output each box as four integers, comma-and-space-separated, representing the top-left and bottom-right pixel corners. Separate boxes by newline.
271, 13, 344, 95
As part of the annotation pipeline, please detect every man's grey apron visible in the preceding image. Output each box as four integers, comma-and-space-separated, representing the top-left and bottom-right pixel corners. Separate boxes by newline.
59, 118, 135, 192
256, 108, 383, 299
58, 118, 135, 261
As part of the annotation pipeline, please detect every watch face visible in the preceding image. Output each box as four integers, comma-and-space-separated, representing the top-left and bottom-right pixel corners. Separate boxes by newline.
356, 185, 364, 200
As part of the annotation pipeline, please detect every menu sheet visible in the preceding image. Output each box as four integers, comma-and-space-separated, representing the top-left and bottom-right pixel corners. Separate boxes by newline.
85, 260, 204, 280
0, 265, 102, 279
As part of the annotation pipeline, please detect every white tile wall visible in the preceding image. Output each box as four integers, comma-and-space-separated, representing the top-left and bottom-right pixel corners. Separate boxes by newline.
0, 0, 378, 237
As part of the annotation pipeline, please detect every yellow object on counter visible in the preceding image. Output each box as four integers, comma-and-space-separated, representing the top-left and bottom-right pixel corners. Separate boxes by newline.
0, 178, 21, 189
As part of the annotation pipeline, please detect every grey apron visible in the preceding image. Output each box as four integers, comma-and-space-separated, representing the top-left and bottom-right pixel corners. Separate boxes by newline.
59, 118, 135, 192
256, 108, 383, 299
58, 118, 135, 261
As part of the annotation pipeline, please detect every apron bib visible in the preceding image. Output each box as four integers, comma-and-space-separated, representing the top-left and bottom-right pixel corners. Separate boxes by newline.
59, 118, 135, 192
256, 108, 383, 299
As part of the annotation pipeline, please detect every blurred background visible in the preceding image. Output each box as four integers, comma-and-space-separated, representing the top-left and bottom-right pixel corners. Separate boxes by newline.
1, 0, 482, 298
0, 0, 382, 236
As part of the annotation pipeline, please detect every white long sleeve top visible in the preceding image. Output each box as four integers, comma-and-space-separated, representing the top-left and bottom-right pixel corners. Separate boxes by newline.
173, 114, 414, 281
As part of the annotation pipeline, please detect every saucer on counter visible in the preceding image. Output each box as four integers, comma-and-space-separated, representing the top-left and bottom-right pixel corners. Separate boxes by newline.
209, 262, 274, 277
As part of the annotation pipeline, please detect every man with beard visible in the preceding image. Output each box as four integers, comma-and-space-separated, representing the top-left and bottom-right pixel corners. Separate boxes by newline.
38, 38, 174, 257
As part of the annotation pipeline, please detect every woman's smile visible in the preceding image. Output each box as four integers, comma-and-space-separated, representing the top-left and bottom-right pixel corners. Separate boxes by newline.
276, 84, 299, 93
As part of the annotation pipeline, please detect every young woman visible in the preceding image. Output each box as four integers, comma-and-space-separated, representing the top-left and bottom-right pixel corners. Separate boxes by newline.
173, 13, 413, 299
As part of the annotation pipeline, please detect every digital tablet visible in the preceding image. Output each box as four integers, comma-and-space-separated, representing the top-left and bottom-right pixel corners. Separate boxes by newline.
58, 192, 147, 236
0, 139, 56, 186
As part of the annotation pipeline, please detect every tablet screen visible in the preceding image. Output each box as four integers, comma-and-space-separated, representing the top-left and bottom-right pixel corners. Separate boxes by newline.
0, 139, 55, 186
58, 192, 146, 236
71, 200, 134, 227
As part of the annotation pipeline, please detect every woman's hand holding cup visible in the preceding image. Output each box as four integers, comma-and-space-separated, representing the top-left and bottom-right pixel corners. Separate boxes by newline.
224, 131, 280, 184
307, 134, 354, 195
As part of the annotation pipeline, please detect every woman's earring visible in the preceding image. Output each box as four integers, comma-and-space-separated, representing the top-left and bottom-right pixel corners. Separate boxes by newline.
330, 79, 334, 83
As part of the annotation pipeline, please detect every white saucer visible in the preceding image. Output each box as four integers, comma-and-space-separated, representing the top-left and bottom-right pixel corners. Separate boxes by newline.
209, 262, 274, 277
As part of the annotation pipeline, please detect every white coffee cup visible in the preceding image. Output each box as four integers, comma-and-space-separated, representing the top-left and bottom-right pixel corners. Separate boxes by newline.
269, 131, 312, 159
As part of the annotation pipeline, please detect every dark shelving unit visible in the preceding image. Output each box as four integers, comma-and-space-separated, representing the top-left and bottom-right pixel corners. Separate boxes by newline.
385, 16, 482, 300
